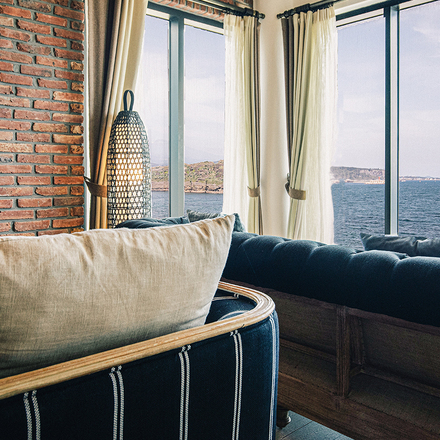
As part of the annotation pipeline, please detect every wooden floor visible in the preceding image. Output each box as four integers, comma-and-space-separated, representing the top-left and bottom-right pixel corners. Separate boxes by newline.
276, 412, 353, 440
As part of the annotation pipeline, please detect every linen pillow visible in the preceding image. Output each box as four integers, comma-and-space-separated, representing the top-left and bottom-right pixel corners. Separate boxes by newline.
187, 209, 246, 232
0, 215, 234, 378
360, 232, 440, 257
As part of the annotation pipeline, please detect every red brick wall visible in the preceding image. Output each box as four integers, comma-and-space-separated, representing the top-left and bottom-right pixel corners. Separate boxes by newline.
0, 0, 84, 236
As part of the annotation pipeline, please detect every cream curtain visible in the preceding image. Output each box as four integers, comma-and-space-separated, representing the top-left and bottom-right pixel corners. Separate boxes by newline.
87, 0, 148, 229
223, 15, 262, 234
281, 7, 337, 242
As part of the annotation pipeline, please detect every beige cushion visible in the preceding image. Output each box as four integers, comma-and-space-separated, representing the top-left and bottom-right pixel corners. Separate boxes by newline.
0, 215, 234, 378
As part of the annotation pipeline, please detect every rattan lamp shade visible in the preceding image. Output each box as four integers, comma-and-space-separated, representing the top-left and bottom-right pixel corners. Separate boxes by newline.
107, 90, 152, 228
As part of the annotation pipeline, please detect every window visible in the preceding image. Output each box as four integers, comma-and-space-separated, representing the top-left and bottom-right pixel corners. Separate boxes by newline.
136, 5, 225, 218
333, 0, 440, 248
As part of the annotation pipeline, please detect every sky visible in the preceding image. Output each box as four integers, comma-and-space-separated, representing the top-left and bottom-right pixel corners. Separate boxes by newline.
136, 2, 440, 177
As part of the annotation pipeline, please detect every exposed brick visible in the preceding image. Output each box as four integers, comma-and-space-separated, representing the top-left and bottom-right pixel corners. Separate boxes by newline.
17, 154, 50, 164
54, 48, 83, 61
70, 185, 83, 195
54, 27, 83, 41
36, 186, 67, 196
38, 229, 68, 236
35, 144, 67, 153
0, 210, 33, 220
36, 55, 67, 68
17, 87, 51, 99
70, 206, 83, 216
0, 186, 33, 196
0, 120, 31, 130
71, 42, 84, 52
70, 21, 84, 31
0, 61, 14, 71
0, 72, 33, 86
71, 1, 84, 10
35, 13, 67, 27
17, 43, 51, 55
15, 109, 50, 120
0, 222, 11, 231
53, 113, 83, 123
18, 0, 52, 12
17, 19, 51, 35
55, 69, 83, 81
70, 61, 83, 71
53, 134, 82, 144
0, 49, 32, 64
17, 132, 51, 142
36, 165, 67, 174
0, 200, 13, 208
0, 153, 13, 162
71, 165, 83, 175
0, 16, 14, 27
0, 27, 30, 42
0, 108, 12, 118
0, 176, 14, 185
71, 227, 84, 233
54, 6, 84, 21
70, 103, 83, 113
45, 0, 69, 6
0, 131, 13, 141
53, 196, 83, 206
0, 164, 32, 173
36, 35, 67, 48
37, 207, 68, 217
18, 198, 52, 207
0, 5, 32, 19
71, 82, 84, 93
38, 78, 67, 89
0, 142, 32, 152
0, 85, 13, 94
20, 65, 52, 77
53, 91, 83, 103
33, 122, 67, 132
0, 96, 30, 107
54, 155, 82, 164
14, 220, 51, 231
0, 40, 13, 49
53, 217, 83, 228
34, 100, 68, 111
70, 125, 83, 135
18, 176, 51, 185
54, 176, 83, 185
9, 232, 35, 236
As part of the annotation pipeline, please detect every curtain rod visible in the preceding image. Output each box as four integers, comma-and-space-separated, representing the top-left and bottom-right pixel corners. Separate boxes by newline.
277, 0, 336, 18
191, 0, 265, 19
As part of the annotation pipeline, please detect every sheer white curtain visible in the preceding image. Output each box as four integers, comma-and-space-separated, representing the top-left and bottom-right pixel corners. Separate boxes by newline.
87, 0, 148, 229
223, 15, 262, 234
281, 7, 337, 242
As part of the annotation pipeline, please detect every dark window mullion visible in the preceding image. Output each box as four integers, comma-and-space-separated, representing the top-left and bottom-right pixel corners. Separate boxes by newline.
385, 5, 400, 234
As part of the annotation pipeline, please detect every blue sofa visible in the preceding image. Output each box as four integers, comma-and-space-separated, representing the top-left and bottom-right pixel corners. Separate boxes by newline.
221, 232, 440, 440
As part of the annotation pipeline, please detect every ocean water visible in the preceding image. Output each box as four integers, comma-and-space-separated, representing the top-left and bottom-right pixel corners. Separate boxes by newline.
151, 180, 440, 248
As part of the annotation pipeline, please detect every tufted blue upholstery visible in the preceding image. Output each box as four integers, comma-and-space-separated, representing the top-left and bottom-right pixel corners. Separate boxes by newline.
223, 233, 440, 327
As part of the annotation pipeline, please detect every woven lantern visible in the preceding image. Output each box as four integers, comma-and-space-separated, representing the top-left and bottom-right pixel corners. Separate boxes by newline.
107, 90, 152, 228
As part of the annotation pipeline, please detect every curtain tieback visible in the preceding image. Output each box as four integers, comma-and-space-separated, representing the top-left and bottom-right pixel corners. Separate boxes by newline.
247, 186, 260, 198
285, 182, 306, 200
85, 177, 107, 198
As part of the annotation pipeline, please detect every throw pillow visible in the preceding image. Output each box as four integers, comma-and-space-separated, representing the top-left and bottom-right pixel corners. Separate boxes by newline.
187, 209, 246, 232
360, 233, 440, 257
0, 215, 234, 378
115, 216, 189, 229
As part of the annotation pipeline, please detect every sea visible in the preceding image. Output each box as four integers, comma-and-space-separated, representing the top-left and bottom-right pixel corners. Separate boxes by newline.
151, 180, 440, 249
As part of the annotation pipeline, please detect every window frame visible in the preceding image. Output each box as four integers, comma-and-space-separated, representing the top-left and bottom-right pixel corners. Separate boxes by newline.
336, 0, 438, 235
146, 3, 224, 216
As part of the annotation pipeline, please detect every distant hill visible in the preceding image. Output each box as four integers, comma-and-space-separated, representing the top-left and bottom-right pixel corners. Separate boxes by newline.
330, 166, 385, 183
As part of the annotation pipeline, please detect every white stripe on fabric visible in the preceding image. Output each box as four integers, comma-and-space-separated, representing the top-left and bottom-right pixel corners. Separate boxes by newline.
218, 310, 248, 320
110, 366, 124, 440
268, 315, 277, 440
31, 391, 41, 440
23, 392, 32, 440
231, 330, 243, 440
179, 345, 191, 440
